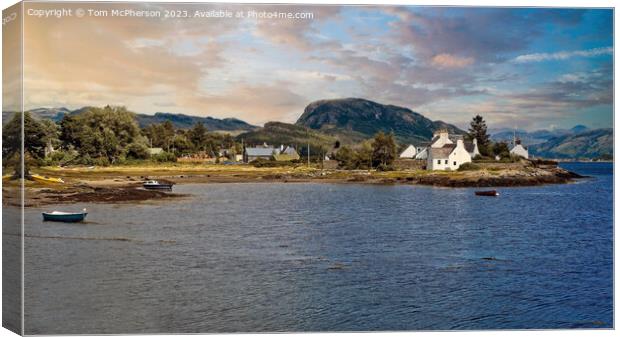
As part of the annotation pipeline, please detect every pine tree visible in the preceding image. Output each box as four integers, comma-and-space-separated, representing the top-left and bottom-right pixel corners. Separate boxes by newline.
468, 115, 490, 155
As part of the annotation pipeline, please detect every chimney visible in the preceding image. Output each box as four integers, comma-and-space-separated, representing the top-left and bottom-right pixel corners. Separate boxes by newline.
280, 144, 284, 151
473, 138, 477, 145
456, 139, 464, 148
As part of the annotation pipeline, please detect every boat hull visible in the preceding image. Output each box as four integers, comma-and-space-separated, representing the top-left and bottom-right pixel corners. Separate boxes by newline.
31, 174, 64, 184
42, 213, 88, 222
475, 190, 499, 197
143, 184, 173, 190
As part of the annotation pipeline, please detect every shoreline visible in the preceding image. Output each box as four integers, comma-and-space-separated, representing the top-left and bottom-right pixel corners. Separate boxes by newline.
6, 161, 588, 206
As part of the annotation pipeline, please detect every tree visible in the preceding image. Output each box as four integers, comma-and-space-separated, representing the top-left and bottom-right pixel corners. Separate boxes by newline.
355, 141, 374, 170
125, 142, 150, 160
468, 115, 491, 155
492, 141, 510, 158
334, 146, 355, 169
2, 112, 48, 175
371, 131, 397, 169
59, 106, 142, 164
188, 122, 208, 150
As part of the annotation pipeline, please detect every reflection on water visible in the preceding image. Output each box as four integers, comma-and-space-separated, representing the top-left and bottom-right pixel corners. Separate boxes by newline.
24, 163, 612, 333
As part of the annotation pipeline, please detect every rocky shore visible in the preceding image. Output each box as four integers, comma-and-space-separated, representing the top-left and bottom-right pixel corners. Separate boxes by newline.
6, 161, 585, 206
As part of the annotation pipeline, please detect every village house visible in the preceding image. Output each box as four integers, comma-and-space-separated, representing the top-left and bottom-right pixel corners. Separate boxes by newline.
243, 144, 300, 163
510, 138, 529, 159
425, 129, 472, 170
399, 144, 417, 159
218, 148, 243, 162
406, 129, 477, 169
148, 147, 164, 155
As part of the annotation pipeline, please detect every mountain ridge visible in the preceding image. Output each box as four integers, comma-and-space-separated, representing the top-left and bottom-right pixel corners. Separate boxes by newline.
295, 98, 465, 145
3, 107, 258, 132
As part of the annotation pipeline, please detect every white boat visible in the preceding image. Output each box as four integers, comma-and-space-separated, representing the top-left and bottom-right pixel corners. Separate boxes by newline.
143, 180, 173, 190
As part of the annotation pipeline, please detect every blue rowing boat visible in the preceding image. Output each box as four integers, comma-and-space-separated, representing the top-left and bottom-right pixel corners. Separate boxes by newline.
42, 210, 88, 222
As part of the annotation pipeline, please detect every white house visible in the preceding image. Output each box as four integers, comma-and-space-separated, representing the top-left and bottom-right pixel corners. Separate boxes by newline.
148, 147, 164, 155
399, 145, 417, 159
510, 139, 529, 158
414, 147, 428, 160
465, 138, 480, 158
426, 129, 472, 170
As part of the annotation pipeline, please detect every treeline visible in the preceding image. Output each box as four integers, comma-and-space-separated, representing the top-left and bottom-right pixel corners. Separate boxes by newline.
2, 106, 243, 167
333, 131, 398, 171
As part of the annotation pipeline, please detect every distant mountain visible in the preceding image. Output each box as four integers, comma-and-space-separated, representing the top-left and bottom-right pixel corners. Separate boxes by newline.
295, 98, 465, 145
529, 128, 612, 159
491, 126, 590, 146
135, 112, 256, 131
4, 107, 257, 132
237, 122, 337, 151
3, 108, 72, 123
570, 125, 589, 134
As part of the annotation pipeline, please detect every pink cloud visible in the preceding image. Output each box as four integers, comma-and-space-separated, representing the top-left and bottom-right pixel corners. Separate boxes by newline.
431, 53, 475, 69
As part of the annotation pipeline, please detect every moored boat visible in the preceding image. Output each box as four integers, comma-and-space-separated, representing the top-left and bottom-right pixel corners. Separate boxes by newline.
475, 190, 499, 197
42, 209, 88, 222
143, 180, 173, 190
31, 174, 64, 184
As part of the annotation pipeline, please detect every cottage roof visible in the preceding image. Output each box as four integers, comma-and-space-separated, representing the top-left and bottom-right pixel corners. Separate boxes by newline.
464, 141, 476, 153
429, 144, 456, 158
246, 147, 277, 156
449, 135, 464, 142
273, 153, 299, 161
281, 146, 298, 156
511, 144, 528, 151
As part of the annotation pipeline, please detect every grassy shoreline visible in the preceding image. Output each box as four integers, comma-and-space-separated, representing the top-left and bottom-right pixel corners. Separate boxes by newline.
5, 161, 584, 207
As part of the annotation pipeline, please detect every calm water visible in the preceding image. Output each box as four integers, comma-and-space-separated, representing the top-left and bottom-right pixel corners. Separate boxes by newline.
23, 162, 613, 333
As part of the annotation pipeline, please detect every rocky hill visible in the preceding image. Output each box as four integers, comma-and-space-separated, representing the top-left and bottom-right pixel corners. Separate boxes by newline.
236, 122, 337, 154
295, 98, 464, 145
529, 128, 612, 159
4, 107, 257, 132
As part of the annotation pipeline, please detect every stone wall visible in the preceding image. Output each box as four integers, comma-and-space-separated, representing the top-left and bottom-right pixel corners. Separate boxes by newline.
394, 159, 426, 170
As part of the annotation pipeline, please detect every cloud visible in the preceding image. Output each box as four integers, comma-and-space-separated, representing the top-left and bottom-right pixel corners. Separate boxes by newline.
431, 53, 475, 69
383, 7, 587, 65
513, 47, 613, 63
251, 5, 341, 51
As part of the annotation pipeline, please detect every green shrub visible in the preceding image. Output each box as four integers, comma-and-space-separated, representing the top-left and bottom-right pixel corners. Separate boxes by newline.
125, 142, 150, 160
376, 163, 395, 171
251, 158, 295, 167
457, 162, 481, 171
152, 151, 177, 162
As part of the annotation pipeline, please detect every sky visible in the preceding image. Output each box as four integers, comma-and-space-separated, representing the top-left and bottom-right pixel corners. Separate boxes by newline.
16, 2, 614, 131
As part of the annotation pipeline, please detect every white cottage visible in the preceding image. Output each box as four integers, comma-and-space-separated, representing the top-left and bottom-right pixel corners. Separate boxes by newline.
510, 139, 529, 158
426, 129, 472, 170
399, 145, 418, 159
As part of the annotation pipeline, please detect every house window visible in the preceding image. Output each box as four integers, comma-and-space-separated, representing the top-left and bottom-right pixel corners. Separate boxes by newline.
453, 161, 457, 166
445, 160, 448, 164
437, 160, 441, 164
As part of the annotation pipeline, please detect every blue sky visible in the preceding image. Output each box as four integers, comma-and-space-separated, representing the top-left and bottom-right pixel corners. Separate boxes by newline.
24, 3, 613, 131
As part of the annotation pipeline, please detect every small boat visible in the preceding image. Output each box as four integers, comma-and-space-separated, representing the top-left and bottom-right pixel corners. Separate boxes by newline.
475, 190, 499, 197
143, 180, 173, 190
31, 174, 64, 184
42, 209, 88, 222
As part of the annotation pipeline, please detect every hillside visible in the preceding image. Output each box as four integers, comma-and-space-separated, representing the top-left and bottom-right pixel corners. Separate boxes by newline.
295, 98, 464, 145
236, 122, 337, 153
529, 128, 612, 159
491, 125, 589, 146
135, 112, 256, 131
5, 107, 257, 132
